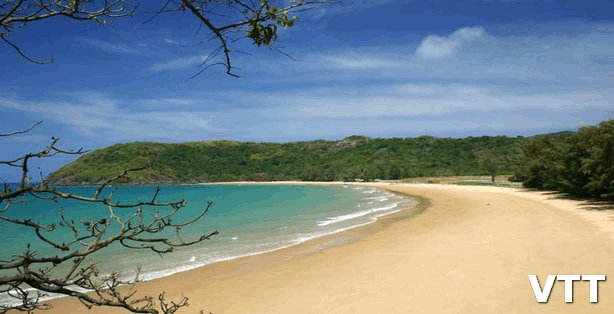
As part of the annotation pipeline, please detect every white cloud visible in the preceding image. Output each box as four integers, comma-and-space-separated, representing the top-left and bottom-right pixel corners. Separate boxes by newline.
285, 23, 612, 89
3, 23, 613, 144
150, 55, 206, 72
249, 83, 613, 120
137, 98, 202, 107
80, 38, 144, 56
304, 0, 395, 19
163, 38, 184, 46
0, 94, 217, 142
209, 82, 612, 141
321, 54, 402, 69
415, 26, 486, 58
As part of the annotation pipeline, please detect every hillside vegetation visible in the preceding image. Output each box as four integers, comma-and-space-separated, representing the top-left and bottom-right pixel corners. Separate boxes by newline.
48, 135, 524, 185
512, 119, 613, 200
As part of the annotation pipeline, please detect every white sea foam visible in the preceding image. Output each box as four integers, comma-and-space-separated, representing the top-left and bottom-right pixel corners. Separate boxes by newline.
361, 189, 378, 194
317, 202, 400, 226
0, 284, 92, 307
366, 196, 389, 202
133, 196, 412, 284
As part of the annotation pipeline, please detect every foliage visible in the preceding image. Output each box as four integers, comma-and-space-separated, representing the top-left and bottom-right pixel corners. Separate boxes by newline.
48, 135, 525, 184
513, 119, 614, 199
478, 150, 504, 182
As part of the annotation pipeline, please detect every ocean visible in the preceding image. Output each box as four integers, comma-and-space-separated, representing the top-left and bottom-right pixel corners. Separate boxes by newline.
1, 184, 416, 304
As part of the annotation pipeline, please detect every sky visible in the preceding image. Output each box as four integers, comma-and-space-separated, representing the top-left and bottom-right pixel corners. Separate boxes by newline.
1, 0, 613, 181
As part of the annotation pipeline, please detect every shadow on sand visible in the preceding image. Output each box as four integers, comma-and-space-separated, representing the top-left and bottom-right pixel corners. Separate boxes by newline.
520, 188, 614, 212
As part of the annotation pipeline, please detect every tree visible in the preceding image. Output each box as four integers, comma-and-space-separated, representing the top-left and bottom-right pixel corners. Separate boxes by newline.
0, 122, 218, 313
389, 165, 401, 180
512, 119, 614, 199
576, 119, 614, 199
1, 0, 331, 76
478, 150, 501, 183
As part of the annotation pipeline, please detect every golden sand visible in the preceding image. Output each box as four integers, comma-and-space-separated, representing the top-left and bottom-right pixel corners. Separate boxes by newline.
48, 183, 614, 313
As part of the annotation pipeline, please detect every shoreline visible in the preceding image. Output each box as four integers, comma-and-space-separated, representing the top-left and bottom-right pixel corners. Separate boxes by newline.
23, 183, 420, 305
131, 184, 422, 283
47, 182, 614, 313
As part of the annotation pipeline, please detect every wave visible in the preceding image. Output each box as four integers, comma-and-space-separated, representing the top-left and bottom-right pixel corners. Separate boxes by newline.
317, 202, 400, 226
366, 196, 390, 202
361, 189, 379, 194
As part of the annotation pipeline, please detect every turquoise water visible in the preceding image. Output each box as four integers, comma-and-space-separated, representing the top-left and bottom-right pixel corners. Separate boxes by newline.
1, 184, 415, 303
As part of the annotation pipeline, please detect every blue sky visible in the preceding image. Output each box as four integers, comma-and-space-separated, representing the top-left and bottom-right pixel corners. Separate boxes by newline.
1, 0, 613, 181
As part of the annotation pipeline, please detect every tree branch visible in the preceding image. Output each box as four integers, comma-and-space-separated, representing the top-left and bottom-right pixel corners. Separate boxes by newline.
0, 120, 42, 137
1, 124, 216, 313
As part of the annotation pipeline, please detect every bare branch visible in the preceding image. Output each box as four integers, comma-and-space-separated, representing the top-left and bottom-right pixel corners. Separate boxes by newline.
0, 120, 42, 137
1, 0, 135, 63
93, 165, 150, 199
181, 0, 239, 77
1, 125, 215, 313
0, 33, 52, 64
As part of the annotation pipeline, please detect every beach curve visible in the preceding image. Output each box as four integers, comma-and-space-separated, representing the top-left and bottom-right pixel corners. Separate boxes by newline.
47, 183, 614, 313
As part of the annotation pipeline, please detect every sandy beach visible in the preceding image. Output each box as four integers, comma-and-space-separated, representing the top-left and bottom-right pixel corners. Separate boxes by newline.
48, 183, 614, 313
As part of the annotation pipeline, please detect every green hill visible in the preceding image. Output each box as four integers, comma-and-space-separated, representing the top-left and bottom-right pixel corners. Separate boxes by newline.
47, 135, 526, 185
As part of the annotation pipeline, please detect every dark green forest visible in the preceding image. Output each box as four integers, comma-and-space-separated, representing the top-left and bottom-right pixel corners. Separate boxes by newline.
48, 119, 613, 200
512, 119, 613, 200
48, 135, 523, 184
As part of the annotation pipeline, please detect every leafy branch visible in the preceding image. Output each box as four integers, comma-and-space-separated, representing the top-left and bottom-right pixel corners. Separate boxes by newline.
1, 0, 333, 76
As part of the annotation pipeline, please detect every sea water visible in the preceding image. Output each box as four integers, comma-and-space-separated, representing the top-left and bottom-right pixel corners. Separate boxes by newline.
0, 184, 416, 304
